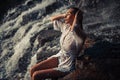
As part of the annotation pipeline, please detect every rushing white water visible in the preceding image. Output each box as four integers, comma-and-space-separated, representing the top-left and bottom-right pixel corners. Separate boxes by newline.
0, 0, 68, 79
24, 54, 37, 80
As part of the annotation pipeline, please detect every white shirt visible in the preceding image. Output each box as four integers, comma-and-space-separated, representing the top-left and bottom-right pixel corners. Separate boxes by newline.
51, 20, 84, 72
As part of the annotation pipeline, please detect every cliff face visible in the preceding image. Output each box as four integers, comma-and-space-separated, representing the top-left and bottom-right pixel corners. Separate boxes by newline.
0, 0, 120, 80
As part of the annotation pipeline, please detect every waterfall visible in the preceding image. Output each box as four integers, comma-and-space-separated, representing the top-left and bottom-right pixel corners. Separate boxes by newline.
0, 0, 66, 79
0, 0, 120, 80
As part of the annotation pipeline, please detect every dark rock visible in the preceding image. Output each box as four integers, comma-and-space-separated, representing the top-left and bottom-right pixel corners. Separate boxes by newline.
36, 30, 61, 61
60, 41, 120, 80
36, 37, 60, 62
0, 0, 25, 21
45, 1, 63, 15
37, 30, 61, 47
84, 41, 120, 59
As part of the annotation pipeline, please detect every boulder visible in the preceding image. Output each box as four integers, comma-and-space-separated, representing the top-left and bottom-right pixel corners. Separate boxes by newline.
59, 41, 120, 80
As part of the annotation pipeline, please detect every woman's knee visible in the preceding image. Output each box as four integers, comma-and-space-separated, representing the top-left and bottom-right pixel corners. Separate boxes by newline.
32, 71, 44, 80
32, 71, 39, 80
30, 65, 37, 77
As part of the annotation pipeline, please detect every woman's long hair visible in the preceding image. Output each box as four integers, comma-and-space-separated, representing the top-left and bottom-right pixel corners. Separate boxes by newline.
70, 7, 83, 30
70, 7, 95, 52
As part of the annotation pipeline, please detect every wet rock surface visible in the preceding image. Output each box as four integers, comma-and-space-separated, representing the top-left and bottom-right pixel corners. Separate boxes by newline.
36, 30, 61, 61
59, 41, 120, 80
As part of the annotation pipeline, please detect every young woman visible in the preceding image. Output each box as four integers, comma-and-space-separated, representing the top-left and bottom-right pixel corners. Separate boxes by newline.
30, 7, 87, 80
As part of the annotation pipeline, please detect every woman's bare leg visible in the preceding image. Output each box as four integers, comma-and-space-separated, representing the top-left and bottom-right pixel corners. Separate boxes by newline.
30, 57, 58, 77
32, 68, 69, 80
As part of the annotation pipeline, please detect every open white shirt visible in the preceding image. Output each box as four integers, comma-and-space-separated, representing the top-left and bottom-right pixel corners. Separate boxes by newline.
49, 20, 83, 72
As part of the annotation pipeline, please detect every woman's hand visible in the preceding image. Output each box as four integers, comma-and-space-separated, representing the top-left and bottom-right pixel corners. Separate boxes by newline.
49, 13, 66, 21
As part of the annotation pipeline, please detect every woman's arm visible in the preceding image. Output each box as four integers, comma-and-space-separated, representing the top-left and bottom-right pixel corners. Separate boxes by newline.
49, 14, 66, 21
72, 10, 87, 54
71, 10, 86, 40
